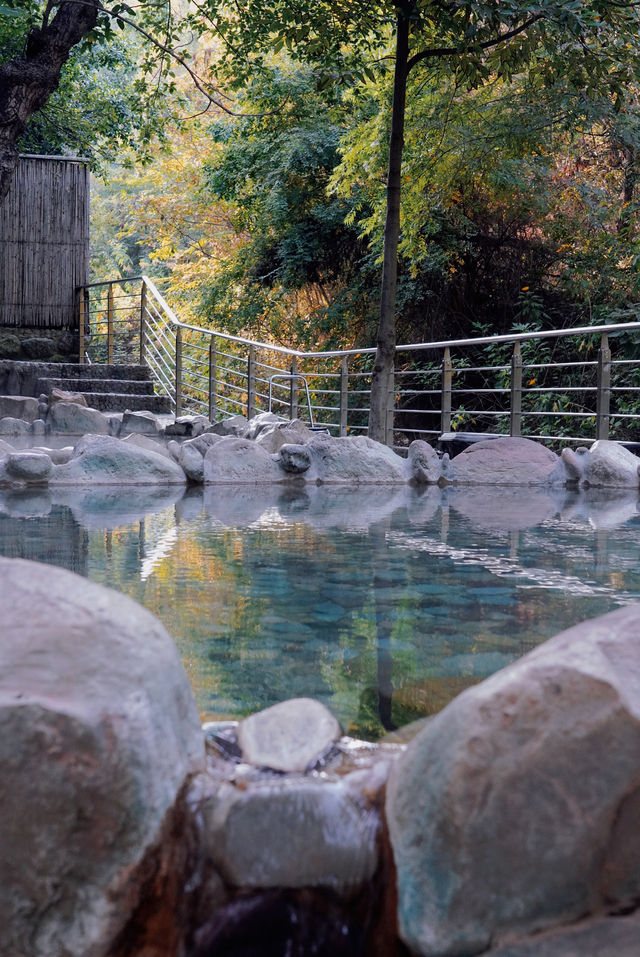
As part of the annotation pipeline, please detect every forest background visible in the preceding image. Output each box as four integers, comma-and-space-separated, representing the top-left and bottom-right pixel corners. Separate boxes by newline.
3, 0, 640, 368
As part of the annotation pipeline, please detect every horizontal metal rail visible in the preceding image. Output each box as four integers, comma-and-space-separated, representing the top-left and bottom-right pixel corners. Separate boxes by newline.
77, 276, 640, 448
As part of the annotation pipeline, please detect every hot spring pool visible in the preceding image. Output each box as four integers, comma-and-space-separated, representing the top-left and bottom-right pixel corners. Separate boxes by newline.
1, 482, 638, 739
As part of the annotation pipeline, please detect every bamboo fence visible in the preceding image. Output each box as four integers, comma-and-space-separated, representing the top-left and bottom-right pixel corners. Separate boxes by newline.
0, 155, 89, 329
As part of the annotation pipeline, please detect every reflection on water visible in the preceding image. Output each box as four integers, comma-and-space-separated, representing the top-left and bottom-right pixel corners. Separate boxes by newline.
1, 483, 639, 739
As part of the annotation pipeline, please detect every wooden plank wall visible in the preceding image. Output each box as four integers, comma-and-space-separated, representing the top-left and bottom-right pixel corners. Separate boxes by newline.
0, 156, 89, 329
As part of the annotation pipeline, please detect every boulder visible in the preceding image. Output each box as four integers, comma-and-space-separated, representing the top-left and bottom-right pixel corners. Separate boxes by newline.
279, 443, 312, 474
31, 445, 74, 465
0, 558, 205, 957
0, 333, 21, 359
21, 336, 56, 360
203, 436, 287, 484
180, 442, 206, 483
50, 435, 186, 485
0, 415, 30, 434
176, 434, 224, 484
295, 435, 407, 485
206, 414, 248, 437
405, 440, 447, 485
47, 401, 110, 435
164, 414, 211, 438
255, 419, 314, 453
5, 451, 53, 483
562, 440, 640, 488
237, 698, 342, 772
121, 410, 162, 435
0, 395, 39, 423
244, 412, 285, 441
386, 603, 640, 957
49, 387, 88, 407
451, 436, 561, 486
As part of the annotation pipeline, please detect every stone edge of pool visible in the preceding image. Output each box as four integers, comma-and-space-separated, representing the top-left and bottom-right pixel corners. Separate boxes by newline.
1, 557, 639, 956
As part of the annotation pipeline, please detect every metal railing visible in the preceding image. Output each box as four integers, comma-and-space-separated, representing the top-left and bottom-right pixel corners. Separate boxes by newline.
77, 276, 640, 448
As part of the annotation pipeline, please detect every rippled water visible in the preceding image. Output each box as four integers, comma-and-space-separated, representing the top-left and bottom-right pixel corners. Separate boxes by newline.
1, 482, 639, 739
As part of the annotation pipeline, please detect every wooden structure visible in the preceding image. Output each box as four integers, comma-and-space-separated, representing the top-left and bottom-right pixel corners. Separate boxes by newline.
0, 155, 89, 329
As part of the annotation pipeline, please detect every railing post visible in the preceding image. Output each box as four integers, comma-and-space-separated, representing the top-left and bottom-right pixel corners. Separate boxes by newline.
78, 288, 85, 364
510, 341, 523, 436
107, 283, 114, 364
386, 369, 395, 448
596, 332, 611, 440
339, 357, 348, 436
247, 345, 256, 419
139, 281, 147, 365
175, 327, 183, 418
290, 355, 299, 420
208, 336, 217, 422
441, 347, 452, 433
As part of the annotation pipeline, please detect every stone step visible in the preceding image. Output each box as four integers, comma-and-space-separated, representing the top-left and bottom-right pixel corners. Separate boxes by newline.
80, 392, 172, 413
36, 377, 156, 396
46, 362, 153, 381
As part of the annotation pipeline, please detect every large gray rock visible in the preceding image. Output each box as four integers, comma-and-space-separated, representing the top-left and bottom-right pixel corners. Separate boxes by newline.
0, 415, 30, 434
290, 435, 407, 484
203, 436, 287, 484
121, 410, 162, 435
0, 395, 39, 423
0, 558, 205, 957
176, 434, 224, 483
47, 401, 110, 435
562, 440, 640, 488
5, 451, 53, 482
207, 414, 249, 437
50, 435, 186, 485
237, 698, 342, 772
451, 436, 561, 486
387, 603, 640, 956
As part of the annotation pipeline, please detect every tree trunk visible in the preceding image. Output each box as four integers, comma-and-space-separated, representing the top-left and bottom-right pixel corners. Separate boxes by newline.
618, 145, 636, 235
367, 7, 409, 444
0, 0, 100, 199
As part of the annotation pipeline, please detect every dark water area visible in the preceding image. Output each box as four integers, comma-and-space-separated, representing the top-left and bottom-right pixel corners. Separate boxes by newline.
1, 482, 638, 739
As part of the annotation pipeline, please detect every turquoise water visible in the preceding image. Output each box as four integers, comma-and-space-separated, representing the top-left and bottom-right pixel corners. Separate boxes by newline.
1, 482, 639, 739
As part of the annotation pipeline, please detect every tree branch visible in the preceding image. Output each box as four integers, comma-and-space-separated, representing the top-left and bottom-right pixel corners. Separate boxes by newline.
407, 14, 545, 72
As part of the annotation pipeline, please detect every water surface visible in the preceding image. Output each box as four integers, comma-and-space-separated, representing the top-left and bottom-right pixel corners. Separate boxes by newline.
1, 483, 638, 739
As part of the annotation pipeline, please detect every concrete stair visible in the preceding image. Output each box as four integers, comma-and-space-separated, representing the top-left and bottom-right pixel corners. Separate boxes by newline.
29, 363, 172, 413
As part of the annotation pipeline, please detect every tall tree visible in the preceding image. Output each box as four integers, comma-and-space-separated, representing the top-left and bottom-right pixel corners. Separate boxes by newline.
201, 0, 640, 440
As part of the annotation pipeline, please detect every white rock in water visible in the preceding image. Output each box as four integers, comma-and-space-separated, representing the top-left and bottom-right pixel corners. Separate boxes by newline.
450, 436, 561, 486
50, 434, 186, 485
203, 436, 286, 484
237, 697, 342, 772
6, 451, 53, 482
